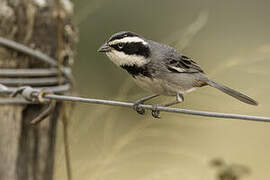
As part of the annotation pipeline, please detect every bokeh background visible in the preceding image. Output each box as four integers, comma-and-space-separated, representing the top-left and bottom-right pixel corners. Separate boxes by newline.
55, 0, 270, 179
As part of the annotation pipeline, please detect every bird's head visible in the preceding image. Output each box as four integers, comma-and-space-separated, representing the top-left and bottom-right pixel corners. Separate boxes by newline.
98, 31, 151, 67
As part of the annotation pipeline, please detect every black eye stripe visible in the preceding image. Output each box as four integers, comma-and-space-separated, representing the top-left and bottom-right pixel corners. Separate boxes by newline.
111, 42, 150, 58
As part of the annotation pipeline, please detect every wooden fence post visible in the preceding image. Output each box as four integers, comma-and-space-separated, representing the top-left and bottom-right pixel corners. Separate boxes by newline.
0, 0, 76, 179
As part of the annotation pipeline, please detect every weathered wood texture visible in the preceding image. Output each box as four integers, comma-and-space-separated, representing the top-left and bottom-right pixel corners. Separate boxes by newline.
0, 0, 76, 180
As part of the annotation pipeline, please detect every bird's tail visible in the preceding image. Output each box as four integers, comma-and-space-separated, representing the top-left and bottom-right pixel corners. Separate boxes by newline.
205, 79, 258, 106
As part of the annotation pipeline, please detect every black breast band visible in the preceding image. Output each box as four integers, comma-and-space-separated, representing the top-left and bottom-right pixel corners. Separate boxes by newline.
120, 65, 152, 78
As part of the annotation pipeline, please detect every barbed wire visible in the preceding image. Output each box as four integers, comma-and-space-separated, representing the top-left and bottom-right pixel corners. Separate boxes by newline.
1, 84, 270, 123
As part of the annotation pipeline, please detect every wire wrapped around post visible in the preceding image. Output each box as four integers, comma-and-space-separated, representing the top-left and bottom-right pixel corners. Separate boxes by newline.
0, 36, 72, 104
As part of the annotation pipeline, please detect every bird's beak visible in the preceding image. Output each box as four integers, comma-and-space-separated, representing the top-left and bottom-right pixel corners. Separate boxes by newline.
97, 43, 111, 52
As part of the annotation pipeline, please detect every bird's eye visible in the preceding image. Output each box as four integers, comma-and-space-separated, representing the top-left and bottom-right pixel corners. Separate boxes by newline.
118, 43, 124, 49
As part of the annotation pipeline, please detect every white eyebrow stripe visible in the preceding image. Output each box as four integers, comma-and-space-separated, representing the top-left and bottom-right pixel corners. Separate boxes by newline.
109, 37, 148, 45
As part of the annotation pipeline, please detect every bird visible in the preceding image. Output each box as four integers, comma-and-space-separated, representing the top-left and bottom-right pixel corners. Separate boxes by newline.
98, 31, 258, 118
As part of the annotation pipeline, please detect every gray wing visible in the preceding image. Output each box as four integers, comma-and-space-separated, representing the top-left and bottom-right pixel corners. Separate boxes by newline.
165, 55, 204, 74
147, 40, 204, 74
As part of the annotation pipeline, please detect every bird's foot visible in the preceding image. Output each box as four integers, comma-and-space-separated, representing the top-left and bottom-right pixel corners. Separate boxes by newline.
133, 101, 145, 115
151, 104, 161, 119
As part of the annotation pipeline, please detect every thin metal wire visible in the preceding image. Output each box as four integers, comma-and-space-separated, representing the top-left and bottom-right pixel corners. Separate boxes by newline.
0, 36, 73, 81
0, 68, 71, 77
41, 93, 270, 123
0, 84, 70, 93
0, 36, 72, 102
1, 85, 269, 122
0, 97, 39, 104
0, 84, 70, 104
0, 77, 67, 86
0, 37, 57, 66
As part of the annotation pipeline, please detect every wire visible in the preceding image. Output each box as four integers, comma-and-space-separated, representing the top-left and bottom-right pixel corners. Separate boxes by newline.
0, 37, 73, 81
0, 84, 70, 104
0, 68, 71, 77
0, 77, 67, 86
41, 93, 270, 123
1, 84, 270, 122
1, 84, 269, 122
0, 37, 57, 66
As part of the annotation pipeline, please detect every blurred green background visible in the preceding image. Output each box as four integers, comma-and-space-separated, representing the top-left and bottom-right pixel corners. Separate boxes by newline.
55, 0, 270, 179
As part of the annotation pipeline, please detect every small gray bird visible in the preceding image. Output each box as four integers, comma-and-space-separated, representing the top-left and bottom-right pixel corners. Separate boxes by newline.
98, 31, 258, 118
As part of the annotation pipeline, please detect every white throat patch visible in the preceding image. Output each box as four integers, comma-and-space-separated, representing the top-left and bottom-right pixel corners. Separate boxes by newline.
106, 50, 148, 67
109, 37, 148, 46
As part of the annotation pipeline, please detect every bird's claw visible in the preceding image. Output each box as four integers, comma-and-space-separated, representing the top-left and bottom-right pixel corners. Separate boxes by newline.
133, 102, 145, 115
151, 104, 161, 119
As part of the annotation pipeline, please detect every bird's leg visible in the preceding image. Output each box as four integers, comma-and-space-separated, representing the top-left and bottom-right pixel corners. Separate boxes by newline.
133, 94, 159, 115
152, 93, 184, 118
